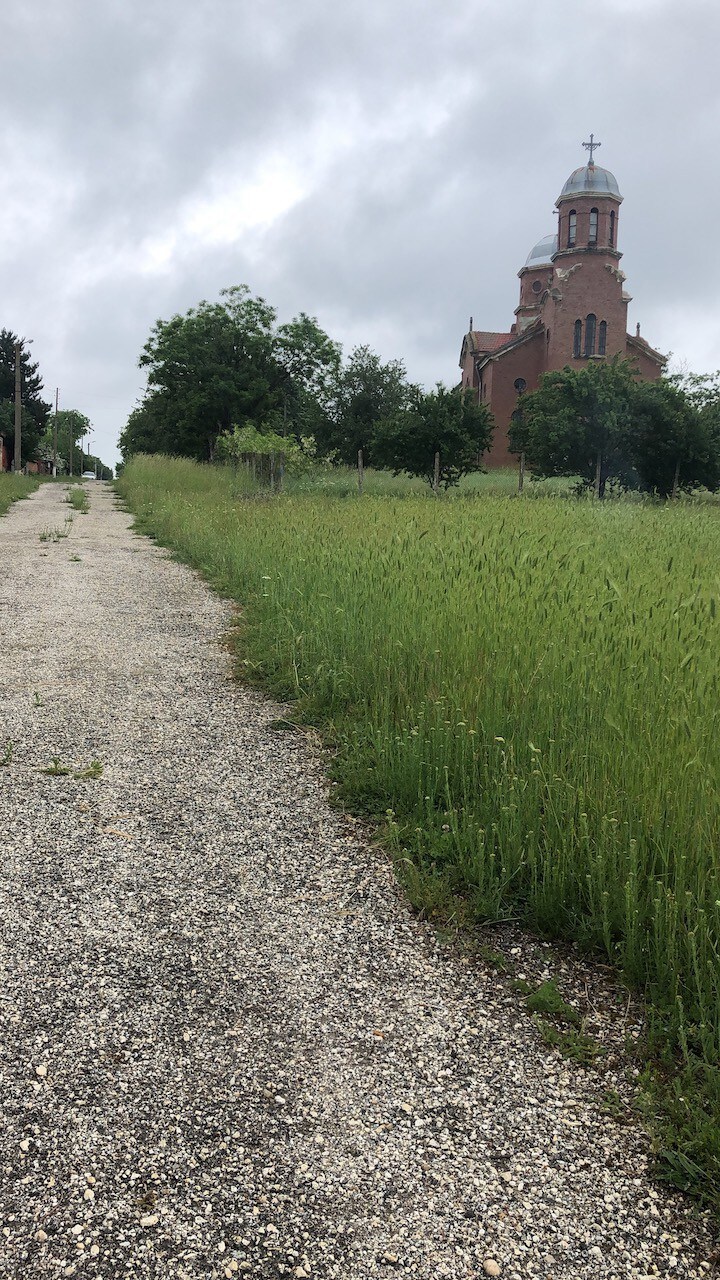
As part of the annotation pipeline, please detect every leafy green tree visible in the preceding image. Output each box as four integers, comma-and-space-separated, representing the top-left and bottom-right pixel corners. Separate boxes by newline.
37, 409, 90, 474
119, 398, 173, 461
318, 344, 417, 464
132, 286, 280, 462
669, 370, 720, 474
275, 313, 342, 442
122, 289, 345, 464
510, 359, 637, 497
627, 379, 718, 496
0, 330, 51, 465
372, 384, 495, 489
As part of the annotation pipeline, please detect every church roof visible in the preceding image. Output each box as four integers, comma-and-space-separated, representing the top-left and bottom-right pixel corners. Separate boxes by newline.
524, 234, 557, 267
471, 330, 516, 352
626, 331, 666, 366
558, 164, 621, 202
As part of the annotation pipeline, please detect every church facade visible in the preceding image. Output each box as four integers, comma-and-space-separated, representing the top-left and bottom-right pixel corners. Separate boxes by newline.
459, 142, 665, 467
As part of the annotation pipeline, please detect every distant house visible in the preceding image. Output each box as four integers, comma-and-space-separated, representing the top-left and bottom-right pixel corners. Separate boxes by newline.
459, 142, 665, 467
0, 434, 53, 474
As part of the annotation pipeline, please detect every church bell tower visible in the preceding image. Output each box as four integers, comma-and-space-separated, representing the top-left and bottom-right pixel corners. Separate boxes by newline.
545, 135, 629, 371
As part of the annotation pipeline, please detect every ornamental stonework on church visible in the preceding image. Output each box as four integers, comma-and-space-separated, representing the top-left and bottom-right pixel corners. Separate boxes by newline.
459, 139, 665, 468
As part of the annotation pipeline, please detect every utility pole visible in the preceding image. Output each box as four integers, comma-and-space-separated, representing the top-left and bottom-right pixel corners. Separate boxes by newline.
13, 342, 21, 473
53, 388, 58, 477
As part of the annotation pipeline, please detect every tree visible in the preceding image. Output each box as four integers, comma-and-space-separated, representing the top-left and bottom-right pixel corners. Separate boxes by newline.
275, 313, 342, 442
509, 359, 637, 497
626, 378, 719, 496
0, 330, 51, 466
669, 370, 720, 478
318, 345, 417, 464
131, 285, 281, 462
122, 288, 346, 465
372, 384, 495, 489
37, 409, 90, 474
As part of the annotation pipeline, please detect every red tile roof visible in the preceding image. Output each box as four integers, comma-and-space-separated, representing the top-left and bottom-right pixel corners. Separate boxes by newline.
471, 331, 516, 352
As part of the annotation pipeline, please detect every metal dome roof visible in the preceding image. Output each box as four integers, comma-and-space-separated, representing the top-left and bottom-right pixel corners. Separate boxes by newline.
524, 233, 558, 267
558, 164, 621, 201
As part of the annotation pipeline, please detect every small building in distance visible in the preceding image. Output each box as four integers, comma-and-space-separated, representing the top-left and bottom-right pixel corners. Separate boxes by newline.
459, 139, 665, 467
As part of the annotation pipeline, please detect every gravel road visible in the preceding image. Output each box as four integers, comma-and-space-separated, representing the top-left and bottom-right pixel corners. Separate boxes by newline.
0, 481, 716, 1280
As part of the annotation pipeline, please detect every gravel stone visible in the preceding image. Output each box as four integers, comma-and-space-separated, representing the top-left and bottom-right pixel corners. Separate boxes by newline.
0, 481, 717, 1278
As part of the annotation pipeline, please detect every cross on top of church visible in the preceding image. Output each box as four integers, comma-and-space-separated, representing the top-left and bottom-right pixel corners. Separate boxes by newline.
583, 133, 601, 165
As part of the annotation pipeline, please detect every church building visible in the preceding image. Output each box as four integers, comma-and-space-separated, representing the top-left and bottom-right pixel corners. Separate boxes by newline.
459, 139, 665, 467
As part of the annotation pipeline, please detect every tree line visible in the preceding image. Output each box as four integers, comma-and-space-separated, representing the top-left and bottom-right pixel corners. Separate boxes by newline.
510, 360, 720, 498
121, 285, 720, 496
119, 285, 493, 485
0, 329, 112, 478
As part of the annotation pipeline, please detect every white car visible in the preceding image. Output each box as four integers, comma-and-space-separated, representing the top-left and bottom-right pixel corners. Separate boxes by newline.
81, 471, 97, 480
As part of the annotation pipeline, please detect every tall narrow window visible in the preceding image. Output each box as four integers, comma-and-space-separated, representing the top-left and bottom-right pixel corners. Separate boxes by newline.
584, 313, 596, 357
589, 208, 598, 245
598, 321, 607, 355
609, 210, 616, 247
567, 210, 577, 248
573, 319, 582, 357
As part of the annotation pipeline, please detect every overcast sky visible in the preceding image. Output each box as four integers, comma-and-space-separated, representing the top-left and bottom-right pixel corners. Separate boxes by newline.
1, 0, 718, 469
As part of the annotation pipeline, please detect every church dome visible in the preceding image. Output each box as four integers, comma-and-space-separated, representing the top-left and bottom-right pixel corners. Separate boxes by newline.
524, 233, 557, 267
558, 165, 621, 201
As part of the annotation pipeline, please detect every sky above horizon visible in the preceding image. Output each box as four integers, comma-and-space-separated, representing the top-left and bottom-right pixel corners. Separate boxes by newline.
1, 0, 718, 469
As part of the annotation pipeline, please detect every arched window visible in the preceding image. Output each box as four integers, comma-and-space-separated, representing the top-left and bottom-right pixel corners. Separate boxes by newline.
567, 210, 577, 248
573, 319, 582, 357
589, 208, 598, 246
514, 377, 527, 393
584, 313, 596, 357
609, 210, 616, 247
598, 321, 607, 355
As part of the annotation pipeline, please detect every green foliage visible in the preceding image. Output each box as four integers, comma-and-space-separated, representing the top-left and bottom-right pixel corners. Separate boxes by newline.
37, 409, 89, 473
0, 474, 40, 515
121, 285, 280, 462
316, 343, 417, 464
121, 286, 342, 465
628, 379, 718, 495
525, 979, 580, 1024
510, 359, 637, 495
0, 331, 51, 465
373, 384, 494, 488
215, 423, 317, 477
121, 287, 423, 472
639, 1060, 720, 1211
535, 1019, 604, 1066
66, 487, 90, 514
275, 313, 342, 442
512, 362, 720, 497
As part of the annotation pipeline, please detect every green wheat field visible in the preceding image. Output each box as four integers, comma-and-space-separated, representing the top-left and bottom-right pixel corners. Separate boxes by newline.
117, 454, 720, 1205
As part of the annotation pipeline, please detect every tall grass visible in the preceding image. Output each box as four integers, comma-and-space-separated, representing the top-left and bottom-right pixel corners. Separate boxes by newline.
118, 455, 720, 1202
283, 464, 574, 498
0, 473, 40, 515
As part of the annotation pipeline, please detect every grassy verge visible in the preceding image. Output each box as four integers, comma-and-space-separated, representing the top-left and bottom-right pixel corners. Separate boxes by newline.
0, 473, 41, 515
117, 454, 720, 1212
281, 463, 575, 498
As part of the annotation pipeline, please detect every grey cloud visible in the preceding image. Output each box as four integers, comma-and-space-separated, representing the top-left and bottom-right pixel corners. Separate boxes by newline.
0, 0, 718, 466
